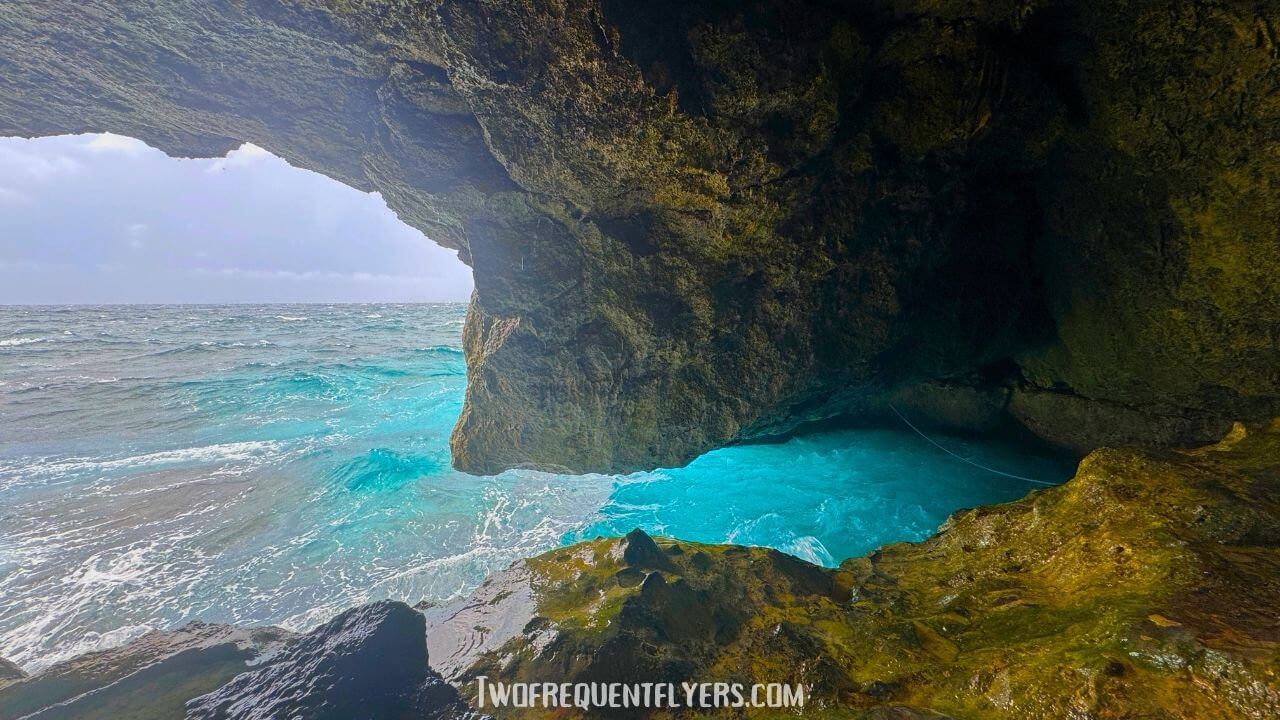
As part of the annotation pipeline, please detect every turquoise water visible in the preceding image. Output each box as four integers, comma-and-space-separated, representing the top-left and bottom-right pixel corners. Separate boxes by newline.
0, 304, 1073, 671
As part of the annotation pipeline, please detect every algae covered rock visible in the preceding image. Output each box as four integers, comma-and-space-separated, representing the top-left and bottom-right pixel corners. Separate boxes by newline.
436, 423, 1280, 718
1, 1, 1276, 473
428, 527, 861, 714
1011, 2, 1280, 451
833, 421, 1280, 718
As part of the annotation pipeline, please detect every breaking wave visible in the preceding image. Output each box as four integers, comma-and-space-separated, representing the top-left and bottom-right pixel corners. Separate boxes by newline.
0, 303, 1073, 673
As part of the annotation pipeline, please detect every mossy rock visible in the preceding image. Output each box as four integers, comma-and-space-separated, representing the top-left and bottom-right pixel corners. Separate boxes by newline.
432, 423, 1280, 718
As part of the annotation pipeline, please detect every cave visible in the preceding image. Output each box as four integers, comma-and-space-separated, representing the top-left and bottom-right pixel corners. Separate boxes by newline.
5, 0, 1276, 478
1, 1, 1278, 718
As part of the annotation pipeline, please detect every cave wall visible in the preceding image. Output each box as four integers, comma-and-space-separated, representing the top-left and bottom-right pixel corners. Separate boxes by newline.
2, 0, 1277, 474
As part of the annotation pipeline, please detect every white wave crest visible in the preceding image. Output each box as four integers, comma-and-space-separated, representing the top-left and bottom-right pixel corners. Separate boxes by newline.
783, 535, 836, 567
18, 441, 283, 479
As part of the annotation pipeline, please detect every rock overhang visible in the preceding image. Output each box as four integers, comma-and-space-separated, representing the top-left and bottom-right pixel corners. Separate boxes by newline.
3, 0, 1277, 474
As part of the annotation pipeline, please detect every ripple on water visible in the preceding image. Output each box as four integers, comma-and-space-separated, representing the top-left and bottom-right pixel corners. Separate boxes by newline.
0, 303, 1075, 672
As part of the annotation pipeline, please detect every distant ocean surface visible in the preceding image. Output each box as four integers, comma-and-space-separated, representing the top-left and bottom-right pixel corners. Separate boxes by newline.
0, 304, 1074, 671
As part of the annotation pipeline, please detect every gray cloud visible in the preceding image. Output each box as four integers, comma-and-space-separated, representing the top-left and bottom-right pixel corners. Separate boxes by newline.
0, 134, 473, 304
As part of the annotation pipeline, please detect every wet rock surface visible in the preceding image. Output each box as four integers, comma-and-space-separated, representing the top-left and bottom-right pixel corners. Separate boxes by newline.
0, 622, 292, 720
2, 1, 1277, 473
187, 600, 474, 720
0, 602, 477, 720
436, 423, 1280, 718
0, 659, 23, 691
431, 527, 853, 698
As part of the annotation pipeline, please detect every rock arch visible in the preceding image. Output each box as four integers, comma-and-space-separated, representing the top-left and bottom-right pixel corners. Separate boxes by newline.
4, 0, 1277, 473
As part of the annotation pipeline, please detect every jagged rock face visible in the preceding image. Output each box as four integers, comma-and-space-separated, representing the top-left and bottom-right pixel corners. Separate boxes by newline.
187, 600, 474, 720
2, 1, 1277, 473
432, 424, 1280, 718
0, 622, 292, 720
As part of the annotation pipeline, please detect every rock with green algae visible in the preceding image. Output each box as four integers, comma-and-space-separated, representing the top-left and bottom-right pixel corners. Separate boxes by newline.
432, 423, 1280, 718
427, 527, 858, 700
0, 0, 1276, 474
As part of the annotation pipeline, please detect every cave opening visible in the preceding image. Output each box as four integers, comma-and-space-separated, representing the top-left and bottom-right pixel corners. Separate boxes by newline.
0, 132, 1076, 672
0, 133, 474, 304
0, 131, 1076, 672
1, 3, 1275, 715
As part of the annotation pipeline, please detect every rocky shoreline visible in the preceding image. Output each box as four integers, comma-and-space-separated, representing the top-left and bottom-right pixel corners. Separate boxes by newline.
0, 2, 1277, 717
4, 422, 1276, 719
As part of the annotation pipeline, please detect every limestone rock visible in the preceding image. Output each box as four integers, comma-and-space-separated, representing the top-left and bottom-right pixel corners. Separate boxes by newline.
431, 527, 854, 705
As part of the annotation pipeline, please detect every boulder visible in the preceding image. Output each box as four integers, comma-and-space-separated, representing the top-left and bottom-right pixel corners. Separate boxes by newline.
187, 600, 474, 720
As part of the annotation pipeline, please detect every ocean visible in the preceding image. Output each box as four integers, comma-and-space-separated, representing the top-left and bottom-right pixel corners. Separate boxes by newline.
0, 304, 1073, 671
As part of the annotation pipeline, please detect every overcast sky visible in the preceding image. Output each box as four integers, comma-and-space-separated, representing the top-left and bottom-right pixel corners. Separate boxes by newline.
0, 134, 473, 304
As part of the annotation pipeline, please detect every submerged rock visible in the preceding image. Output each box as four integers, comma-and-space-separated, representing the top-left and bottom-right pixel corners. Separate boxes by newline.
1, 1, 1276, 474
187, 600, 474, 720
437, 423, 1280, 718
0, 658, 24, 690
0, 623, 292, 720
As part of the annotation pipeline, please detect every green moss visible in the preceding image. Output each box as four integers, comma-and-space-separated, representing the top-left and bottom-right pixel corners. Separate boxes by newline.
453, 425, 1280, 718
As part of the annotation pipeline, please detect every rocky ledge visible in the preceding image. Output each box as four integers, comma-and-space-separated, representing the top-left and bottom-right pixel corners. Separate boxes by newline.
0, 602, 474, 720
2, 0, 1277, 474
0, 622, 293, 720
429, 421, 1280, 718
4, 423, 1276, 719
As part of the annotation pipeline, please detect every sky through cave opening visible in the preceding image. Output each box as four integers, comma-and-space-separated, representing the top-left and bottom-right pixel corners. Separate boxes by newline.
0, 133, 474, 305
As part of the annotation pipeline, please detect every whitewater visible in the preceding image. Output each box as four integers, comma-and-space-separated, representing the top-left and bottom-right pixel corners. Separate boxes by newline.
0, 304, 1073, 672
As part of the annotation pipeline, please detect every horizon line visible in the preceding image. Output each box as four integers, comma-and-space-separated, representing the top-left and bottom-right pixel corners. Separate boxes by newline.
0, 300, 471, 307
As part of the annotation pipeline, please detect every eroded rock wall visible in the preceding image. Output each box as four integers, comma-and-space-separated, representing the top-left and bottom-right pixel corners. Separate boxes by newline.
2, 0, 1277, 473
